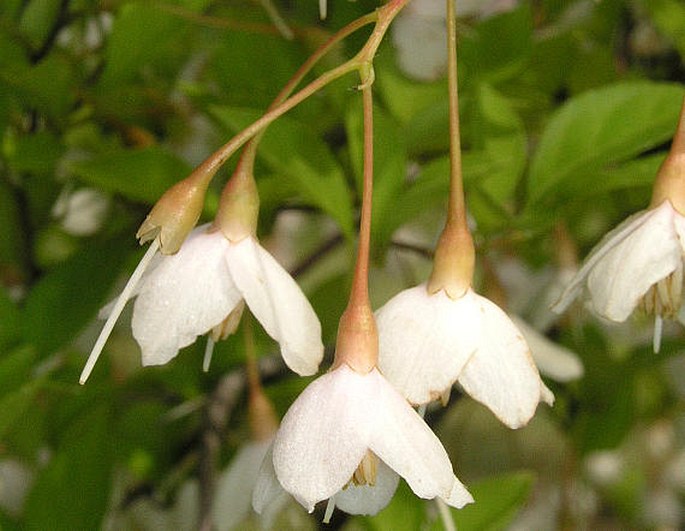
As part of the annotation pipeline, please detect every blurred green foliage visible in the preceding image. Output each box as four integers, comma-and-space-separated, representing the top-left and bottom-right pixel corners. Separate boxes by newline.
0, 0, 684, 529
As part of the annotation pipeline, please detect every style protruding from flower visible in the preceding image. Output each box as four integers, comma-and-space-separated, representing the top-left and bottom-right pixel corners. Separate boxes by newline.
80, 147, 324, 384
376, 0, 553, 429
553, 94, 685, 353
254, 66, 472, 520
79, 166, 214, 384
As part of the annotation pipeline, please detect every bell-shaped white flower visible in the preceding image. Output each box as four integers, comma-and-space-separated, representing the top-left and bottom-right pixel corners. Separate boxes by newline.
553, 200, 685, 352
80, 224, 324, 382
377, 284, 554, 429
252, 364, 473, 516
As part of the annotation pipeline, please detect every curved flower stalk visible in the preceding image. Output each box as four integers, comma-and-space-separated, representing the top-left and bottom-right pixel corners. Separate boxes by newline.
378, 0, 552, 429
553, 96, 685, 353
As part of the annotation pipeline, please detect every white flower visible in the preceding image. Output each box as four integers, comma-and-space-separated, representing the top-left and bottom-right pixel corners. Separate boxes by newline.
376, 284, 554, 429
52, 187, 109, 236
553, 200, 685, 352
252, 364, 472, 516
213, 438, 287, 530
80, 224, 323, 382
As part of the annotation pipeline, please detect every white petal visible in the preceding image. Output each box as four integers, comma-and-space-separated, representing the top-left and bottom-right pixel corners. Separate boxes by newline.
272, 366, 371, 512
552, 208, 656, 315
586, 202, 681, 321
377, 285, 480, 405
367, 370, 473, 508
458, 295, 552, 429
131, 229, 242, 366
252, 444, 287, 516
226, 238, 323, 376
332, 459, 400, 516
511, 316, 584, 383
214, 440, 271, 531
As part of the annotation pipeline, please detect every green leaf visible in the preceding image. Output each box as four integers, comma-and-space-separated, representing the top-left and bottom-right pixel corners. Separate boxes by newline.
25, 404, 114, 531
210, 106, 354, 238
0, 182, 26, 284
0, 383, 39, 440
450, 472, 535, 531
98, 2, 190, 87
527, 82, 685, 205
0, 289, 22, 351
22, 237, 132, 355
0, 345, 35, 394
69, 147, 192, 204
640, 0, 685, 59
19, 0, 62, 51
567, 153, 666, 197
209, 31, 301, 109
460, 5, 533, 83
1, 55, 75, 120
374, 50, 448, 125
5, 130, 63, 174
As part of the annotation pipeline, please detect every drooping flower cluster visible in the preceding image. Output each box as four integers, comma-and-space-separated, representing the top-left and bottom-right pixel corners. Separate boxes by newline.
76, 1, 593, 527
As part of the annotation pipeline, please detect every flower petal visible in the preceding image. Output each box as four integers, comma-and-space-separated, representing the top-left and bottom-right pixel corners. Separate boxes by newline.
272, 366, 370, 512
214, 440, 271, 531
377, 285, 480, 405
131, 229, 242, 366
332, 458, 400, 516
252, 443, 289, 517
458, 294, 552, 429
552, 207, 655, 315
511, 316, 583, 383
226, 238, 323, 376
586, 202, 681, 321
367, 369, 473, 508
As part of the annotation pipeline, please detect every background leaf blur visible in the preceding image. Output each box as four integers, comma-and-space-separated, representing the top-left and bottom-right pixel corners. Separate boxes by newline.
1, 0, 684, 529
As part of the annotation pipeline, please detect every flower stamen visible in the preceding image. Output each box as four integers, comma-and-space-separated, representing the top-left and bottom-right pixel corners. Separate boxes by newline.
638, 263, 684, 319
351, 451, 378, 487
